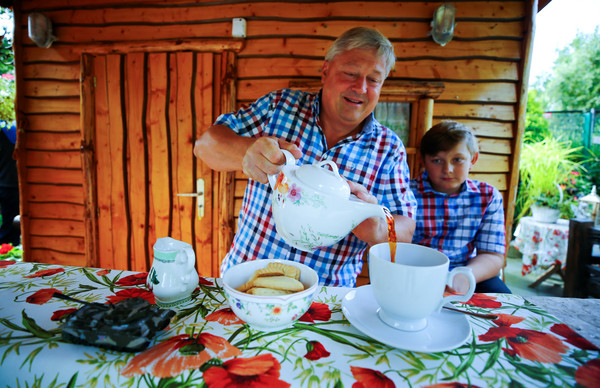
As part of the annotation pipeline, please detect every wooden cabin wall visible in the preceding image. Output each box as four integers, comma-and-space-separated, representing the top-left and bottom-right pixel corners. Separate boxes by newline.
13, 0, 533, 270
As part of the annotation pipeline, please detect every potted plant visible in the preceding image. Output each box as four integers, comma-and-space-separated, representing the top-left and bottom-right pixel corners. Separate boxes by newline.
516, 136, 585, 223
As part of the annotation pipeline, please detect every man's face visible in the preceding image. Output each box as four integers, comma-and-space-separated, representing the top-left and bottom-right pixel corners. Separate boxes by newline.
320, 48, 387, 135
422, 140, 478, 194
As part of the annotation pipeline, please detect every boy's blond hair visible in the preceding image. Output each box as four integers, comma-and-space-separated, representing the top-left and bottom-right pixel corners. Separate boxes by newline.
420, 121, 479, 157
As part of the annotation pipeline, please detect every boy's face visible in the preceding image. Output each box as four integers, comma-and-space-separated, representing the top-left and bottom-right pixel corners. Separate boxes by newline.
422, 140, 478, 194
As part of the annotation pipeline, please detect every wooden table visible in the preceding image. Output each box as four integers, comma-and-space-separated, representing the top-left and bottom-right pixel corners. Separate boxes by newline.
1, 260, 599, 387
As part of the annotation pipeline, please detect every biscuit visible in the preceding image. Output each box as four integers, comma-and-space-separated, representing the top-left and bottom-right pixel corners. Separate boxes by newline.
248, 266, 285, 282
264, 262, 301, 281
251, 276, 304, 292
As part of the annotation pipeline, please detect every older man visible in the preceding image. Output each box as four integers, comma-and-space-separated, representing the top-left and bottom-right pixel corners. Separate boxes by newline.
194, 27, 416, 286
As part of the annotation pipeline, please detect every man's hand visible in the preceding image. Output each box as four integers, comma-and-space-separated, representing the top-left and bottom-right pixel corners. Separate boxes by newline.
242, 137, 302, 184
346, 180, 386, 245
346, 180, 416, 245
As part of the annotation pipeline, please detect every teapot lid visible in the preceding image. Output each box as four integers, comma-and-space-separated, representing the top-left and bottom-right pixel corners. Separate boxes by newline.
295, 160, 351, 199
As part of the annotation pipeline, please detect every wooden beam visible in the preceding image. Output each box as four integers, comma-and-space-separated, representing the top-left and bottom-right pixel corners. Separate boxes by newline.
80, 38, 244, 55
289, 79, 444, 99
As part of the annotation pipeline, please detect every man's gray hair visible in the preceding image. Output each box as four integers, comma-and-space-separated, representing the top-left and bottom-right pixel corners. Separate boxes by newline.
325, 27, 396, 77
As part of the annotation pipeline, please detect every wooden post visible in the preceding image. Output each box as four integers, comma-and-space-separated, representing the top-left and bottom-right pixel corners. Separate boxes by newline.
80, 55, 99, 268
563, 219, 593, 298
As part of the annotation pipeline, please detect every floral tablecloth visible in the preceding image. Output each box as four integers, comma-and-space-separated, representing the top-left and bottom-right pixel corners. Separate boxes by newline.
0, 260, 598, 387
513, 216, 570, 275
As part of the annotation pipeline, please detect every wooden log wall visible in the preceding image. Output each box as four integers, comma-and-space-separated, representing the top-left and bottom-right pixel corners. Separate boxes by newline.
13, 0, 534, 270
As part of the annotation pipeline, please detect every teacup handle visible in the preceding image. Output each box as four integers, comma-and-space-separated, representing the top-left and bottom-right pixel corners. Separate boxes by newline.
438, 267, 476, 311
267, 149, 296, 189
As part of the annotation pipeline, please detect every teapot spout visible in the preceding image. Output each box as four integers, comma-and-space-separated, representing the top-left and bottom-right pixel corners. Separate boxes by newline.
346, 197, 388, 226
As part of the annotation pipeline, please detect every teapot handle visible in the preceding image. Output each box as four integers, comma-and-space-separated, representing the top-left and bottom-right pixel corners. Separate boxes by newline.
268, 149, 296, 190
315, 160, 342, 178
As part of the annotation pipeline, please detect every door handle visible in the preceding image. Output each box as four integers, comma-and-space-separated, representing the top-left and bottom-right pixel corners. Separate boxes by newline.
177, 179, 205, 218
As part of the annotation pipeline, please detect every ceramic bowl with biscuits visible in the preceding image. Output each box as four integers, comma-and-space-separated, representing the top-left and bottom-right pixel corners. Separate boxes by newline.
222, 259, 320, 332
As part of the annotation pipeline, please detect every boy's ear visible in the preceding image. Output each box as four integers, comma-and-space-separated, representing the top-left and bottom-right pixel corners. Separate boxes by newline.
469, 152, 479, 169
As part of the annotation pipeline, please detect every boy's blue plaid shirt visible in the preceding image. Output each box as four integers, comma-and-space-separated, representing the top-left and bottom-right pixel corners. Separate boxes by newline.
215, 89, 416, 286
410, 171, 506, 268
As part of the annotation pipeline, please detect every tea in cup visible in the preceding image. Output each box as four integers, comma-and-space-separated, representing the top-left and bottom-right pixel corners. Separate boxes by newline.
369, 242, 475, 332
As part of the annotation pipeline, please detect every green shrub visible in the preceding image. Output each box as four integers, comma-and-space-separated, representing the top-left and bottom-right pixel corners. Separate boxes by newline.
0, 72, 15, 122
516, 136, 586, 220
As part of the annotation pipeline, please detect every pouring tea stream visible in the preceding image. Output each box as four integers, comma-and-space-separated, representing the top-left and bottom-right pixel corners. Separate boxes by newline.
267, 150, 396, 252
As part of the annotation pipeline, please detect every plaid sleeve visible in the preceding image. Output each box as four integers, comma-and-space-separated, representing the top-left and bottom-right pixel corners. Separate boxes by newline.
475, 186, 506, 255
214, 91, 274, 137
372, 138, 417, 219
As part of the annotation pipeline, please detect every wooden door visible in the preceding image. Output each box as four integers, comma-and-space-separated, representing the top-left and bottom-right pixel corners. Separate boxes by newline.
81, 51, 231, 276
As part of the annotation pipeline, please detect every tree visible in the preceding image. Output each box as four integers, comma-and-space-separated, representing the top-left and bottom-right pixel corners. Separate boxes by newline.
524, 89, 550, 143
543, 27, 600, 111
0, 7, 13, 75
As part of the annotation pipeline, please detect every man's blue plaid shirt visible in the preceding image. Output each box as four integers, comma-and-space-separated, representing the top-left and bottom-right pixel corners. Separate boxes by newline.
215, 89, 416, 286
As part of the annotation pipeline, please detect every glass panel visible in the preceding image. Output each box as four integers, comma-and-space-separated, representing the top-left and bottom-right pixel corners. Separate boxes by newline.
374, 102, 411, 144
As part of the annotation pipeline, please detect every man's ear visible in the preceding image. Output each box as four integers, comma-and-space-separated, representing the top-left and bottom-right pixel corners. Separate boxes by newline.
469, 152, 479, 169
321, 61, 330, 82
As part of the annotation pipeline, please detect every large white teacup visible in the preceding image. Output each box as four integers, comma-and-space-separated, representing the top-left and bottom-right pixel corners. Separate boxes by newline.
369, 243, 475, 332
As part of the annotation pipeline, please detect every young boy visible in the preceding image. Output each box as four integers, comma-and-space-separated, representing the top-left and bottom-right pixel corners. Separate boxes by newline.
410, 121, 511, 293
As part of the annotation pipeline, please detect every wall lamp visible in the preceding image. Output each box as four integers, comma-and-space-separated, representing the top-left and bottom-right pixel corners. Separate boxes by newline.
28, 13, 57, 48
430, 3, 456, 46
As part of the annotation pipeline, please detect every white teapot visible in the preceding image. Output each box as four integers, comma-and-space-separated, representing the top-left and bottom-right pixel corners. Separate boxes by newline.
147, 237, 199, 307
268, 150, 388, 252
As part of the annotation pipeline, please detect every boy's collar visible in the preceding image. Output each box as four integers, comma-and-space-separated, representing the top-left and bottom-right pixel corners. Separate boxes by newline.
420, 171, 475, 195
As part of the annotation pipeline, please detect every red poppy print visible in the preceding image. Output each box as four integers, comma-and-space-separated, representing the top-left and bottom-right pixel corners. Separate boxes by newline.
479, 326, 568, 363
106, 288, 155, 304
0, 243, 14, 254
304, 341, 330, 361
576, 358, 600, 388
121, 333, 241, 378
25, 268, 65, 278
350, 366, 394, 388
96, 269, 110, 276
550, 323, 599, 351
199, 277, 213, 286
51, 308, 77, 321
205, 308, 244, 326
27, 288, 61, 305
492, 314, 525, 327
299, 302, 331, 323
203, 353, 290, 388
116, 272, 148, 286
463, 293, 502, 309
0, 260, 16, 268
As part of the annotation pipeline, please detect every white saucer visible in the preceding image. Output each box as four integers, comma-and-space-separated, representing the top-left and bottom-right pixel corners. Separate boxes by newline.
342, 285, 471, 353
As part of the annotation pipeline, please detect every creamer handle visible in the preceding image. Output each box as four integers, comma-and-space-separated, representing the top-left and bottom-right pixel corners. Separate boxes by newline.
267, 149, 296, 189
181, 245, 196, 284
